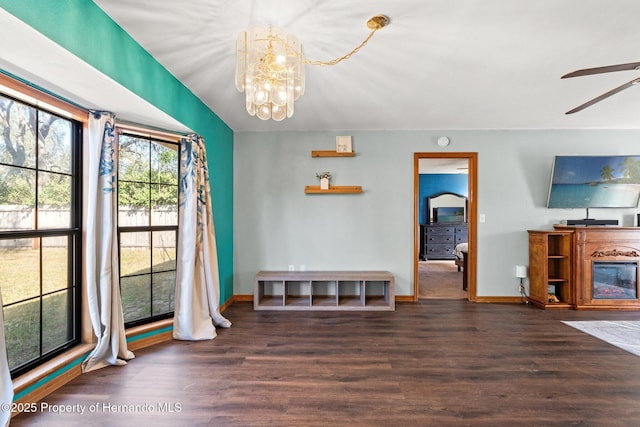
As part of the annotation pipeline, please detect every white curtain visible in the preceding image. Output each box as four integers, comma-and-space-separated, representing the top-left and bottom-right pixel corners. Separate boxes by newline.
82, 111, 134, 372
173, 134, 231, 340
0, 293, 12, 427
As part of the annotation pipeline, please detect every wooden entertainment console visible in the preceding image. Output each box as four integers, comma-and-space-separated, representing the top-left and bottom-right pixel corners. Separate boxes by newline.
528, 225, 640, 310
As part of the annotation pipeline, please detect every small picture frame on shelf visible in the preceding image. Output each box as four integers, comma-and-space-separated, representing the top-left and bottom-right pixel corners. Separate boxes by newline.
336, 135, 352, 153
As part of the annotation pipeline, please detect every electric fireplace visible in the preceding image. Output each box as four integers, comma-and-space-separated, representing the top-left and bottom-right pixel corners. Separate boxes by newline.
592, 261, 638, 300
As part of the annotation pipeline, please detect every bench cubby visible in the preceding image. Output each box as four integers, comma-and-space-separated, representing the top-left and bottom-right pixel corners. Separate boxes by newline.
254, 271, 395, 311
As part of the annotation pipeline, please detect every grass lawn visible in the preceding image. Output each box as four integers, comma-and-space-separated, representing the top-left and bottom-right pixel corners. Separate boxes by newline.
0, 246, 176, 371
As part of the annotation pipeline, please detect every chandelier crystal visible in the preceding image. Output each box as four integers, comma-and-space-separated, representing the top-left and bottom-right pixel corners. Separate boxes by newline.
235, 15, 389, 121
235, 27, 305, 121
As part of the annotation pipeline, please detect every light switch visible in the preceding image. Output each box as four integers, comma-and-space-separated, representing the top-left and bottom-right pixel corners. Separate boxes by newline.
479, 214, 486, 223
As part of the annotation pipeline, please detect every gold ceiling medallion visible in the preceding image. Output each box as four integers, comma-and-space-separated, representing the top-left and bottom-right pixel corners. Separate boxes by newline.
367, 15, 389, 30
235, 15, 390, 121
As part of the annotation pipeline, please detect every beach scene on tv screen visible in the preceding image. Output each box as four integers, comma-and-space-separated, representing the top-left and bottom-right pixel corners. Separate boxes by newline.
548, 155, 640, 208
437, 207, 465, 222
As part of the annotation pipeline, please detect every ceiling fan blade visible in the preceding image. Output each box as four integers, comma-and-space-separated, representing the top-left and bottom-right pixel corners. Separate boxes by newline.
565, 78, 640, 114
562, 61, 640, 78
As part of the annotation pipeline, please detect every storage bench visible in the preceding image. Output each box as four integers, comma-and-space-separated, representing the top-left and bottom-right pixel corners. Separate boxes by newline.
254, 271, 395, 311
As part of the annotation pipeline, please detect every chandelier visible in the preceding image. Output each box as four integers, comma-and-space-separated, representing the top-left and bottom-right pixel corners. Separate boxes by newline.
235, 15, 389, 121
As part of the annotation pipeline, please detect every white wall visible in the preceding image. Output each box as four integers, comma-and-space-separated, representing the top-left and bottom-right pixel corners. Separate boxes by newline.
234, 129, 640, 297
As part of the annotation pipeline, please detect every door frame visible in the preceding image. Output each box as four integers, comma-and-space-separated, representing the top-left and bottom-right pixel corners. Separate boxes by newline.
413, 152, 478, 301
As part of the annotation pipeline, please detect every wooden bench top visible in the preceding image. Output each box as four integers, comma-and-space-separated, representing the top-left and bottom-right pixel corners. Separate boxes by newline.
255, 271, 394, 281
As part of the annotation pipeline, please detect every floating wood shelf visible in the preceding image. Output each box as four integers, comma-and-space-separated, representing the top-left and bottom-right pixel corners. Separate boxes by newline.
304, 185, 362, 194
311, 150, 355, 157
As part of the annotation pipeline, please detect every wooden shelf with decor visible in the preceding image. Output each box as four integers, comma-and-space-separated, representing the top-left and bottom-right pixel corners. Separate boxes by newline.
304, 185, 362, 194
311, 150, 355, 157
528, 230, 574, 309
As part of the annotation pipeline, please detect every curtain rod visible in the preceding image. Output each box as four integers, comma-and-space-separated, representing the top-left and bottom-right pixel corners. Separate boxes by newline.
116, 119, 190, 141
1, 69, 191, 139
0, 69, 88, 111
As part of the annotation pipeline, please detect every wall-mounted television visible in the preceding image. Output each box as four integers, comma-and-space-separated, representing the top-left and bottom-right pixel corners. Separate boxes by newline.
433, 207, 465, 223
547, 155, 640, 209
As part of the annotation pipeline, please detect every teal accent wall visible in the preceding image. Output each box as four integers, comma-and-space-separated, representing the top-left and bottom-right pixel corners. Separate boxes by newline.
1, 0, 234, 301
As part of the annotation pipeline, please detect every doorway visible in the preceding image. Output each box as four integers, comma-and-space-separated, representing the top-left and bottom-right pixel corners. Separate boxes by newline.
413, 152, 477, 301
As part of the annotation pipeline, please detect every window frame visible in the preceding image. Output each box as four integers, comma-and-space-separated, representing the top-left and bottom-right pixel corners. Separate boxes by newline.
0, 75, 84, 378
116, 129, 180, 328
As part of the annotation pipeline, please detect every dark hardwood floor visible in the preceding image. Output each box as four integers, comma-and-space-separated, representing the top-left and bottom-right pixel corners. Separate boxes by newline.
10, 300, 640, 426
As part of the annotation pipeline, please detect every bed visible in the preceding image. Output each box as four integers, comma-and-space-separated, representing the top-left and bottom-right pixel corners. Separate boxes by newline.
454, 243, 468, 290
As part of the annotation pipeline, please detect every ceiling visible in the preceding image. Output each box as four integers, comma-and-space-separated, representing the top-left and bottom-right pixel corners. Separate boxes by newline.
7, 1, 640, 133
419, 158, 468, 174
90, 0, 640, 132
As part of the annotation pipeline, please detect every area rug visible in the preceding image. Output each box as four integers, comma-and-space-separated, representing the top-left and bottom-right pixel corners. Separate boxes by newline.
562, 320, 640, 357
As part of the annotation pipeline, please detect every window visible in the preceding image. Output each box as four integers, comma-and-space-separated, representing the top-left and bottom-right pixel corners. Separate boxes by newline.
0, 92, 81, 377
117, 133, 179, 326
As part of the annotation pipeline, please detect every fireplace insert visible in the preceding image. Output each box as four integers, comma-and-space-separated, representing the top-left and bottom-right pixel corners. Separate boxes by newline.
592, 261, 638, 300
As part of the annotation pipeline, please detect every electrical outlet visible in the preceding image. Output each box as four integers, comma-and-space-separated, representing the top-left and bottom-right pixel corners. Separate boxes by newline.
299, 264, 306, 271
288, 265, 294, 271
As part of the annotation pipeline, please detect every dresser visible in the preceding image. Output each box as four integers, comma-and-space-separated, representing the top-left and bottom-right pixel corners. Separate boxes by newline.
424, 223, 468, 260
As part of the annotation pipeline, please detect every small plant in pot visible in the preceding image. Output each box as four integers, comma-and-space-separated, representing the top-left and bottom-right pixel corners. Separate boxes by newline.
316, 171, 332, 190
